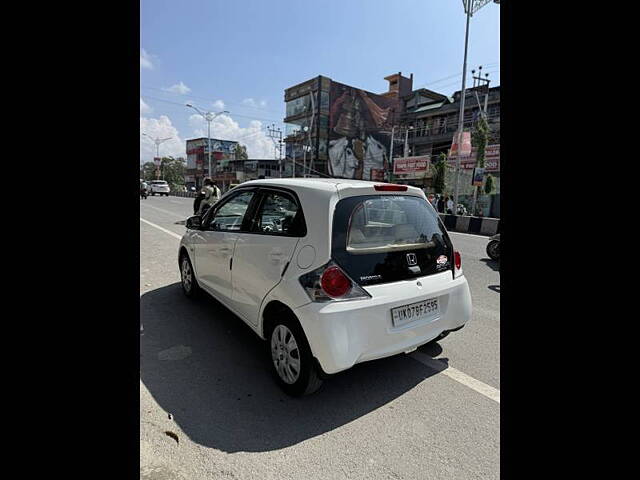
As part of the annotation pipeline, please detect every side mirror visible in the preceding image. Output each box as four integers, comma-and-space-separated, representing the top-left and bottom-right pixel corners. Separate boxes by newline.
186, 215, 202, 230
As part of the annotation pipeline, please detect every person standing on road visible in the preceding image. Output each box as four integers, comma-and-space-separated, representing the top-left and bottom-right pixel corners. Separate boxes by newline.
446, 196, 454, 214
436, 195, 445, 213
198, 178, 221, 215
427, 193, 436, 209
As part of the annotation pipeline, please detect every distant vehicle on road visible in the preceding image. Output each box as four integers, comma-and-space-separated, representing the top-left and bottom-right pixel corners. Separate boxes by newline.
178, 179, 472, 396
149, 180, 170, 196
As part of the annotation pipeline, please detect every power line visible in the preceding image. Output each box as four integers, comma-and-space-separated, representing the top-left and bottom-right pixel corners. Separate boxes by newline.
141, 95, 287, 125
140, 85, 285, 117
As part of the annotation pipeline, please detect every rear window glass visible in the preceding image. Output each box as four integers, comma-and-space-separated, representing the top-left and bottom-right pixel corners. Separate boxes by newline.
347, 196, 440, 254
332, 195, 453, 286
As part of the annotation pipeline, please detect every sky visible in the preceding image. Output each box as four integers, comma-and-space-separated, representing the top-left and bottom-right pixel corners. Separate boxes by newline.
140, 0, 500, 163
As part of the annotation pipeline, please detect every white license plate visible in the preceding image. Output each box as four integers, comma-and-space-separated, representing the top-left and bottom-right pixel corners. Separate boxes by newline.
391, 298, 439, 327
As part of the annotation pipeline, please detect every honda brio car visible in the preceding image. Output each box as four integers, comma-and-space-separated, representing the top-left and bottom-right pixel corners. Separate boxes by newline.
178, 179, 472, 396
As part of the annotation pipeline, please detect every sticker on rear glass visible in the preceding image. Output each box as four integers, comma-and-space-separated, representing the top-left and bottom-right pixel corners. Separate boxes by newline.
436, 255, 449, 270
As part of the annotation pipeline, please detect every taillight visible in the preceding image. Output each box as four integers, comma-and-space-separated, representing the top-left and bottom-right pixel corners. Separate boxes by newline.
374, 184, 408, 191
454, 251, 462, 270
299, 261, 371, 302
320, 266, 351, 298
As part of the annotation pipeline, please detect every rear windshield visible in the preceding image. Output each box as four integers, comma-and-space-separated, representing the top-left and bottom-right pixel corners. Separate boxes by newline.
151, 181, 168, 185
332, 195, 453, 286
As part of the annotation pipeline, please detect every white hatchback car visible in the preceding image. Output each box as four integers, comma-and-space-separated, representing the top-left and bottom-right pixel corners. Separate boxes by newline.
149, 180, 170, 196
179, 179, 472, 396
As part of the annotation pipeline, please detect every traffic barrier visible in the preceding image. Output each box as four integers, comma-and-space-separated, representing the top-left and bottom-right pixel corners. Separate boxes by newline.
438, 213, 500, 236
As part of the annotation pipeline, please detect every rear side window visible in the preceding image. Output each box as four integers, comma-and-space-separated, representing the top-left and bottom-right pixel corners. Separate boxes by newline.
207, 190, 255, 232
333, 195, 453, 286
252, 190, 307, 237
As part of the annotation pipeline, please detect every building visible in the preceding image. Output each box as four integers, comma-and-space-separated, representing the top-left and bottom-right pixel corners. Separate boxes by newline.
283, 73, 413, 181
282, 74, 500, 217
185, 137, 240, 190
184, 156, 282, 191
399, 85, 500, 216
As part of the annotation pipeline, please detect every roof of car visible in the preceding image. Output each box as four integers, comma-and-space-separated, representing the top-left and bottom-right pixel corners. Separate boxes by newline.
241, 178, 394, 188
238, 178, 424, 197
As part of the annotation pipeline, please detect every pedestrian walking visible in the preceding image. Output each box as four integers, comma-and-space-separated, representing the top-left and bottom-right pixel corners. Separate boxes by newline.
198, 178, 221, 216
437, 195, 445, 213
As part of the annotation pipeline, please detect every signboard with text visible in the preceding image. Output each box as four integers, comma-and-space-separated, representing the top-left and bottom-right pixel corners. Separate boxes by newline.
449, 144, 500, 172
393, 155, 430, 178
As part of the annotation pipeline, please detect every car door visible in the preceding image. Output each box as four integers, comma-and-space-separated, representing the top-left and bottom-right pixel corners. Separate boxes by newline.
231, 188, 306, 327
192, 189, 258, 304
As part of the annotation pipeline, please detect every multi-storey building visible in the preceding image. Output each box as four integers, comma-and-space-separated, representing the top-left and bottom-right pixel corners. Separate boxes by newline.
283, 73, 413, 180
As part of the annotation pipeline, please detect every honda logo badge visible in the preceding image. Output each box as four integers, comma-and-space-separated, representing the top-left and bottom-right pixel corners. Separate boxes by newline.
406, 253, 417, 266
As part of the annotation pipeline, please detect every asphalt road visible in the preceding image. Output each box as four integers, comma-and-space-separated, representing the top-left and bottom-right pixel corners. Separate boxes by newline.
140, 194, 500, 480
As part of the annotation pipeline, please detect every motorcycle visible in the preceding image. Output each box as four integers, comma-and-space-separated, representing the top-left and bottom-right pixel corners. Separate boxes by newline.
140, 187, 148, 200
486, 233, 500, 261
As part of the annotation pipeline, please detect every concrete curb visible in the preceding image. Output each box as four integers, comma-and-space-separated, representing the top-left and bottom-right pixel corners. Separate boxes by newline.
438, 214, 500, 236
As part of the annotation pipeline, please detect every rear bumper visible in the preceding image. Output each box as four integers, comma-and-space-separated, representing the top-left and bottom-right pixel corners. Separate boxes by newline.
294, 272, 472, 374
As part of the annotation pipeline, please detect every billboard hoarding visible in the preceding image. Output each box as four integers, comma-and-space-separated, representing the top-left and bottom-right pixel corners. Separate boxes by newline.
328, 81, 401, 180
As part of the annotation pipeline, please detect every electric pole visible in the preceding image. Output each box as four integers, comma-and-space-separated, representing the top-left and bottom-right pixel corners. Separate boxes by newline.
266, 124, 283, 178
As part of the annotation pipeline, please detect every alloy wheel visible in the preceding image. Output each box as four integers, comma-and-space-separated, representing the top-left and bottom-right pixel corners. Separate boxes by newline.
270, 325, 301, 384
181, 257, 192, 292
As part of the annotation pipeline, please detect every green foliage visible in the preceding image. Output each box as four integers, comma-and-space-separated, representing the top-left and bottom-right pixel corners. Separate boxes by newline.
484, 174, 494, 195
432, 153, 447, 194
234, 144, 249, 160
141, 157, 186, 191
472, 115, 489, 168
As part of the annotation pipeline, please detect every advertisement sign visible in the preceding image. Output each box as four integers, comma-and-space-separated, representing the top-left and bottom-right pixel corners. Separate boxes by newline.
472, 167, 485, 187
448, 144, 500, 172
328, 81, 401, 180
154, 157, 161, 166
370, 169, 385, 181
393, 156, 430, 178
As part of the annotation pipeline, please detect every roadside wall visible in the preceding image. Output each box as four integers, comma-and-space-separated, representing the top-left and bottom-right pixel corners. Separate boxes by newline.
438, 213, 500, 236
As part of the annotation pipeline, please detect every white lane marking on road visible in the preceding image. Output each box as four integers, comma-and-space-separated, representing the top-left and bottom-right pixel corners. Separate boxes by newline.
140, 217, 182, 240
449, 231, 491, 240
410, 351, 500, 404
140, 202, 187, 219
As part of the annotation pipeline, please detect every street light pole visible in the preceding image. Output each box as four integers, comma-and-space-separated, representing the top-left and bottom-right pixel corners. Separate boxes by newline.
142, 133, 172, 180
453, 0, 472, 211
453, 0, 497, 211
186, 104, 229, 181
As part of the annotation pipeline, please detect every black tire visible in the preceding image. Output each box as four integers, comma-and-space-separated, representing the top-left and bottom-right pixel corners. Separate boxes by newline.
266, 314, 323, 397
486, 240, 500, 261
179, 253, 201, 298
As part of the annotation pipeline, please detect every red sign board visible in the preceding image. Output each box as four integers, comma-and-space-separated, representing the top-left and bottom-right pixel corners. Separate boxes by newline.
393, 156, 430, 177
449, 144, 500, 172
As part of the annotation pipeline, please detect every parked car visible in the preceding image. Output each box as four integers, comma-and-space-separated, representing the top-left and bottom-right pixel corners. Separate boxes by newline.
178, 179, 472, 396
149, 180, 170, 196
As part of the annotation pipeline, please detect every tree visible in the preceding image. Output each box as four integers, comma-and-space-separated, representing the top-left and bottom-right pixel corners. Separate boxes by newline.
141, 157, 186, 191
471, 115, 489, 215
484, 174, 494, 195
234, 144, 249, 160
432, 153, 447, 194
